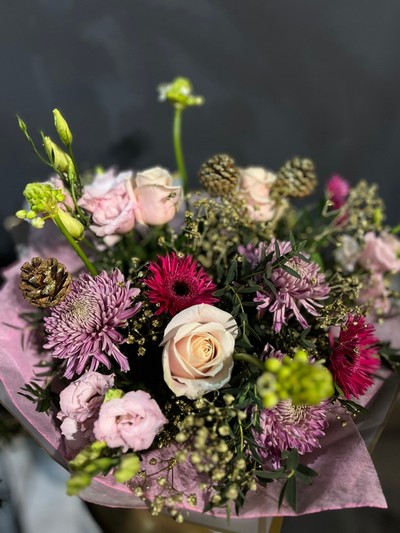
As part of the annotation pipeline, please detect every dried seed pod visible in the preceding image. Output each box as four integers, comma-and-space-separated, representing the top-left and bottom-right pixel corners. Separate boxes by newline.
198, 154, 240, 197
19, 257, 72, 308
274, 157, 317, 198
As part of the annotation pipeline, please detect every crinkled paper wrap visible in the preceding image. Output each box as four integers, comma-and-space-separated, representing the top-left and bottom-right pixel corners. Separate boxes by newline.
0, 240, 395, 519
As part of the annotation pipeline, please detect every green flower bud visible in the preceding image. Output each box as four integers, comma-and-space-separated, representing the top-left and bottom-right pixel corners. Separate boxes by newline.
23, 182, 65, 215
53, 109, 73, 146
16, 210, 28, 219
258, 351, 334, 408
114, 454, 141, 483
66, 473, 92, 496
104, 388, 124, 402
56, 208, 84, 239
158, 77, 204, 109
31, 217, 45, 229
43, 136, 71, 172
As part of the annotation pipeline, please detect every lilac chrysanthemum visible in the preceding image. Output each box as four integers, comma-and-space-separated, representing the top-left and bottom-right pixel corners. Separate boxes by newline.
253, 400, 329, 469
251, 240, 330, 332
44, 269, 141, 379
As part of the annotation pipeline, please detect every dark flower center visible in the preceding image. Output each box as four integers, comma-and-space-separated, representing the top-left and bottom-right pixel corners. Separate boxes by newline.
172, 280, 192, 297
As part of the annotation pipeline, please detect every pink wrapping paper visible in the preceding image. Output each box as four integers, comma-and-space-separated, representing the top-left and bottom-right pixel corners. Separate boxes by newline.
0, 241, 392, 518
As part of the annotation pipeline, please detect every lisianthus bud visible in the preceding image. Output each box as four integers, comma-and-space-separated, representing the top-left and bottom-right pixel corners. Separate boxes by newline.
56, 208, 84, 239
53, 109, 73, 146
43, 136, 71, 173
114, 454, 141, 483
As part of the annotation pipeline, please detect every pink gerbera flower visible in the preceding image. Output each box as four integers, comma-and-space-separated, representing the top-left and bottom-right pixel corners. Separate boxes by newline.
253, 400, 329, 469
329, 314, 380, 399
253, 240, 330, 333
144, 253, 218, 316
44, 269, 141, 379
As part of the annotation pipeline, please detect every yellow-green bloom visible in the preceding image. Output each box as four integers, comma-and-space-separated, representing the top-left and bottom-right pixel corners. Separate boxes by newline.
158, 77, 204, 109
53, 108, 73, 146
257, 350, 334, 408
23, 182, 65, 216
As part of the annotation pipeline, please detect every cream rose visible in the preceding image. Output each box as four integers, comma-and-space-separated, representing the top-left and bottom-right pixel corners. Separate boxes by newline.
161, 304, 238, 399
238, 167, 276, 222
133, 167, 183, 225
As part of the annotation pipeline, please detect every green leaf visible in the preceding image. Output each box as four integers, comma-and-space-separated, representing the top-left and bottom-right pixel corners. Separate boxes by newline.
255, 469, 286, 480
281, 264, 301, 279
296, 464, 318, 477
286, 449, 299, 470
225, 260, 238, 284
285, 476, 297, 511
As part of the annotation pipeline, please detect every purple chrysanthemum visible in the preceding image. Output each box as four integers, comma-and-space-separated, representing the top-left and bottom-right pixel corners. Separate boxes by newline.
44, 269, 141, 379
144, 252, 218, 316
253, 400, 329, 469
252, 240, 330, 333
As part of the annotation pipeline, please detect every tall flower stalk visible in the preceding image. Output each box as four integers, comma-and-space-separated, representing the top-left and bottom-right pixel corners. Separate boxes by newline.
158, 77, 204, 199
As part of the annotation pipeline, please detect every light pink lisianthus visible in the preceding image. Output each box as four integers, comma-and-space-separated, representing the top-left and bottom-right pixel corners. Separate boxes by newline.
133, 166, 183, 225
358, 231, 400, 273
238, 167, 277, 222
161, 304, 238, 399
57, 371, 114, 448
358, 272, 391, 315
93, 391, 167, 452
78, 169, 139, 245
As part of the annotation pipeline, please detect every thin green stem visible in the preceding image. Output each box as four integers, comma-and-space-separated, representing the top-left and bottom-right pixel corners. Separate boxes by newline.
173, 107, 188, 197
53, 213, 98, 276
233, 352, 265, 371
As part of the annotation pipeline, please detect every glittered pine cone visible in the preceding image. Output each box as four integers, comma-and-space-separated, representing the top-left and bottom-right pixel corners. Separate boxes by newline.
274, 157, 317, 198
19, 257, 72, 308
198, 153, 240, 197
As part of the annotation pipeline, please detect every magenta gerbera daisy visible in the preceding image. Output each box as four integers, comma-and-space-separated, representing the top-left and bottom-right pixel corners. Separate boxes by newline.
329, 314, 380, 399
144, 253, 218, 316
253, 400, 329, 469
252, 240, 330, 333
44, 269, 141, 379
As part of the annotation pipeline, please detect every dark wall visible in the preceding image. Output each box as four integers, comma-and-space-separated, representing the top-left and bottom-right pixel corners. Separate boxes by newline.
2, 0, 400, 266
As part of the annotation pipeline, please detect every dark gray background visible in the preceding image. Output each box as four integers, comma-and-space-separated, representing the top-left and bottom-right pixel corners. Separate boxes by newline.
1, 0, 400, 267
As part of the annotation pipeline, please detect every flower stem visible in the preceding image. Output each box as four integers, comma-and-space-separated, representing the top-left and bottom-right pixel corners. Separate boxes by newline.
53, 212, 98, 276
173, 107, 188, 196
233, 352, 265, 371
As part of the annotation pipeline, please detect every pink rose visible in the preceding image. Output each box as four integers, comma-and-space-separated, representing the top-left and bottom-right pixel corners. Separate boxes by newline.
238, 167, 276, 222
93, 391, 166, 452
161, 304, 238, 399
78, 168, 139, 243
133, 167, 183, 225
358, 232, 400, 273
58, 371, 114, 447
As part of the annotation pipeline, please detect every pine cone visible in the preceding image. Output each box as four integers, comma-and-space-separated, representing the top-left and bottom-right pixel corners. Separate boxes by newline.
19, 257, 72, 308
274, 157, 317, 198
198, 154, 240, 197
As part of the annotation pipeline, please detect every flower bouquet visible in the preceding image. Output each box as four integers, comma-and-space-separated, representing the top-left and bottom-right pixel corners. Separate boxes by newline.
1, 78, 399, 532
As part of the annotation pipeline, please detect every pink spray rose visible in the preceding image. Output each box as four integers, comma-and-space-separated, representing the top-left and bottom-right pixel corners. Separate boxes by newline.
58, 371, 114, 448
93, 390, 167, 452
238, 167, 277, 222
133, 166, 183, 225
358, 231, 400, 273
161, 304, 238, 399
78, 168, 139, 245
